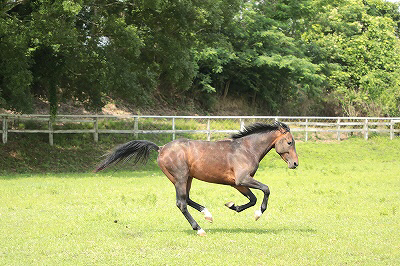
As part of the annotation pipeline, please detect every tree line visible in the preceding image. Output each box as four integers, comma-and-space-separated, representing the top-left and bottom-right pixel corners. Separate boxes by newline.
1, 0, 400, 116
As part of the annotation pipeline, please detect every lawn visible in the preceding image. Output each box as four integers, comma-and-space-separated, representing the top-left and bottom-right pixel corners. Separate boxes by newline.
0, 137, 399, 265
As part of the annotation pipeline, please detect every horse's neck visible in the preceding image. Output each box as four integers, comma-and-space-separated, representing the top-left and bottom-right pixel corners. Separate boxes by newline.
243, 131, 279, 162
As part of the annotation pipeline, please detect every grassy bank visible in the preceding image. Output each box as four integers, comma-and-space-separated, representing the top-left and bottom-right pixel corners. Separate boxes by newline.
0, 137, 399, 264
0, 134, 165, 174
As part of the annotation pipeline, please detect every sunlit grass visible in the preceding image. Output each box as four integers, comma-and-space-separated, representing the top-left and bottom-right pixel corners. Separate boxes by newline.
0, 137, 399, 265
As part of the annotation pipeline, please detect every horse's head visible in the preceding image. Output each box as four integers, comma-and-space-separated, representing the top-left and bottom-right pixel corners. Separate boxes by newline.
274, 128, 299, 169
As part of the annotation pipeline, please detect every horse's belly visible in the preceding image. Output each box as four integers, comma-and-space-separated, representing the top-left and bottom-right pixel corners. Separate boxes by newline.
190, 164, 236, 185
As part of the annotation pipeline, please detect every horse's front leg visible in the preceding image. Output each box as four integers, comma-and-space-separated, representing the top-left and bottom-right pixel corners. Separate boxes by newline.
225, 185, 257, 213
235, 176, 270, 220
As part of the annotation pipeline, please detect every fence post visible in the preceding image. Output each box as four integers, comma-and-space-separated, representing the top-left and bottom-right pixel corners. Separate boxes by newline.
134, 116, 139, 139
172, 117, 176, 140
305, 118, 308, 142
94, 117, 99, 142
240, 118, 245, 131
48, 118, 54, 146
364, 118, 369, 140
337, 118, 341, 141
207, 119, 211, 141
2, 116, 7, 144
390, 120, 394, 140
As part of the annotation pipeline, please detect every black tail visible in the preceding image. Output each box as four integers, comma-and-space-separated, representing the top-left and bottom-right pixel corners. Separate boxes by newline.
95, 140, 159, 172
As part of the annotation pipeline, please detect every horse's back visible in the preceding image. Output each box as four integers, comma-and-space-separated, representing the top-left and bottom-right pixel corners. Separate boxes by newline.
157, 138, 238, 185
158, 138, 232, 165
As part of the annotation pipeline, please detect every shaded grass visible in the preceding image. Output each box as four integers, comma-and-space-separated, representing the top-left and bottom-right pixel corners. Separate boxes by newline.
1, 137, 400, 265
0, 134, 163, 174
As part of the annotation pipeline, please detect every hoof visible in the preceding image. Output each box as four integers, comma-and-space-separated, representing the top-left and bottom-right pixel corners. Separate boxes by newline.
225, 201, 235, 208
202, 208, 213, 223
254, 209, 262, 221
197, 229, 206, 236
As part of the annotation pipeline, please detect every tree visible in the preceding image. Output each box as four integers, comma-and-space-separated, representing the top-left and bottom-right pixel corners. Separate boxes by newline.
194, 0, 324, 114
0, 2, 33, 113
2, 0, 400, 116
303, 0, 400, 116
1, 0, 147, 114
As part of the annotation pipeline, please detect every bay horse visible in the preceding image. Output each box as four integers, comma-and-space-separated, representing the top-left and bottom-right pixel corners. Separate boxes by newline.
95, 121, 298, 236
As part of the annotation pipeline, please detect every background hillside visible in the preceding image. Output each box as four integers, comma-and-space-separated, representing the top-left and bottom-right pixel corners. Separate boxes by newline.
1, 0, 400, 117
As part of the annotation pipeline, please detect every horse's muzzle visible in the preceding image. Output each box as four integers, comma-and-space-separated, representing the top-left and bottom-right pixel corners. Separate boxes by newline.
288, 161, 298, 169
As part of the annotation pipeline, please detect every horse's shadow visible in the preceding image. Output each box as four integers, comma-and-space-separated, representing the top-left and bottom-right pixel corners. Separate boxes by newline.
184, 227, 317, 235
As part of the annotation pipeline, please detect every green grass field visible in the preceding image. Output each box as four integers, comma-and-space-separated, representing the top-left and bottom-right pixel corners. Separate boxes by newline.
1, 137, 399, 265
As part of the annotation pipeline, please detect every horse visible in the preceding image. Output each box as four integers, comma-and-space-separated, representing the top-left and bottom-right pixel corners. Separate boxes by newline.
95, 121, 298, 236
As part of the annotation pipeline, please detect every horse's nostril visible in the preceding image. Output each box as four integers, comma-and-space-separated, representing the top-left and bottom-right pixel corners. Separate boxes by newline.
294, 162, 298, 167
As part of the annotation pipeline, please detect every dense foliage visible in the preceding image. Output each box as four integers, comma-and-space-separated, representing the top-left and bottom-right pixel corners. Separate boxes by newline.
1, 0, 399, 116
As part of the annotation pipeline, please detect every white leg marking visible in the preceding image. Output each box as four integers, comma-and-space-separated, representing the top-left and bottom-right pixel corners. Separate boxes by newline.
254, 209, 262, 221
201, 208, 213, 223
197, 228, 206, 236
225, 201, 234, 208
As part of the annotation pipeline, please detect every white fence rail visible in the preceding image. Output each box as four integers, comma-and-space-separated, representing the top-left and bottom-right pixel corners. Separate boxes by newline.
1, 114, 400, 145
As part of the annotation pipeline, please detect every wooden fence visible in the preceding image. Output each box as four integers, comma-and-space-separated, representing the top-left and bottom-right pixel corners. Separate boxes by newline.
1, 114, 400, 145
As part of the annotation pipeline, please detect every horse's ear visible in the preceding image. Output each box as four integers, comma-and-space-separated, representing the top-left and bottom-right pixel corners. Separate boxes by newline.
275, 121, 289, 134
278, 126, 287, 134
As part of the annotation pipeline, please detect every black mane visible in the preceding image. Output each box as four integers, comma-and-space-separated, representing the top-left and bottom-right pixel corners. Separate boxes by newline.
231, 121, 290, 139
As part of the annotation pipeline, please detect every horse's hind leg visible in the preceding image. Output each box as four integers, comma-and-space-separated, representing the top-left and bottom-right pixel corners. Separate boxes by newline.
186, 177, 213, 223
158, 149, 206, 236
225, 186, 257, 213
175, 180, 206, 236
